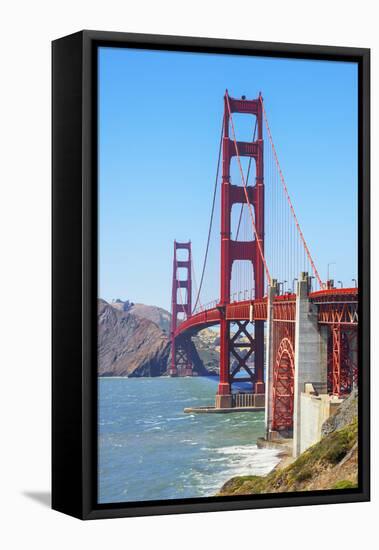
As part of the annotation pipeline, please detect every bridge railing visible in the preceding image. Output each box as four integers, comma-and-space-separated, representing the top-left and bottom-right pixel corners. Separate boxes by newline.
309, 287, 358, 302
232, 393, 255, 408
193, 288, 258, 314
230, 289, 256, 303
192, 299, 218, 315
191, 286, 355, 318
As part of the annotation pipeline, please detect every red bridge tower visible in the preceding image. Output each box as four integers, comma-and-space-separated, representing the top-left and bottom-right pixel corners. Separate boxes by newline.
169, 241, 193, 377
216, 92, 265, 407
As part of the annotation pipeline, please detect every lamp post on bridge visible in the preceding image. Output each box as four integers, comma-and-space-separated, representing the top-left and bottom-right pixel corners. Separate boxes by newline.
309, 276, 315, 292
327, 262, 336, 281
292, 277, 298, 294
278, 281, 287, 295
352, 278, 357, 288
338, 280, 343, 288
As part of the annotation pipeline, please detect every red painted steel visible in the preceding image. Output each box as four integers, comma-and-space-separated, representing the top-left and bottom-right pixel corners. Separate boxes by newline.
313, 287, 358, 396
271, 296, 296, 430
225, 93, 270, 284
218, 92, 265, 396
174, 285, 357, 398
170, 241, 193, 376
331, 324, 342, 396
229, 321, 255, 384
327, 325, 358, 396
272, 337, 295, 431
310, 288, 358, 299
169, 90, 359, 419
174, 297, 268, 337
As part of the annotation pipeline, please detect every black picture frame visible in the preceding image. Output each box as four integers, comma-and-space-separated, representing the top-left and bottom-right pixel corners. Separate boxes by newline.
52, 30, 370, 520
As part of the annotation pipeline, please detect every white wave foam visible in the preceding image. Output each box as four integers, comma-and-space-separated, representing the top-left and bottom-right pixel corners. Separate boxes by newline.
196, 444, 281, 495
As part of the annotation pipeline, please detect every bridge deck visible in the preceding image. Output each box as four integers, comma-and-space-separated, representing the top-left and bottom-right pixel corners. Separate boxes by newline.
174, 288, 358, 337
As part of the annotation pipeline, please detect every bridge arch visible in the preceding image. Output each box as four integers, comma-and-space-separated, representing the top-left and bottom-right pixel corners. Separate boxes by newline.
272, 337, 295, 432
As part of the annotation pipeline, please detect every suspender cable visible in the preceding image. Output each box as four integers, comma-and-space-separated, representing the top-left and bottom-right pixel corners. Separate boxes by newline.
260, 97, 323, 289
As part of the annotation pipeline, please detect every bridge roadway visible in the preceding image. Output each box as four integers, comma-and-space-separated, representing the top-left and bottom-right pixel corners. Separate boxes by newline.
174, 287, 358, 338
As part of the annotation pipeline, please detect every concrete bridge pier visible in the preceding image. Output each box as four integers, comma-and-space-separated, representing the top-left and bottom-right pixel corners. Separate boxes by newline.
292, 273, 328, 457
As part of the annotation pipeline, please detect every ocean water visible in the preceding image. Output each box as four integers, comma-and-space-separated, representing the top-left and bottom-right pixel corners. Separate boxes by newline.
98, 376, 280, 503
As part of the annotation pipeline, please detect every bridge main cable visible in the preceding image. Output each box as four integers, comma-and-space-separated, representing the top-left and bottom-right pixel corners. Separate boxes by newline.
192, 116, 224, 313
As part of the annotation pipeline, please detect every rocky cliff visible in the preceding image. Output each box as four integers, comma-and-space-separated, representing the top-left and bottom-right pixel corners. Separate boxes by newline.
129, 302, 171, 334
321, 388, 358, 437
127, 301, 220, 373
98, 299, 220, 377
98, 299, 170, 377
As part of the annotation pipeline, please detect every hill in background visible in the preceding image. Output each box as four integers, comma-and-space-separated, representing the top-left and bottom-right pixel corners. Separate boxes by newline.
98, 298, 220, 377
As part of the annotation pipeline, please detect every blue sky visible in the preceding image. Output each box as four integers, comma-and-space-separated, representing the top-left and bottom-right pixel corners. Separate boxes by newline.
98, 47, 358, 311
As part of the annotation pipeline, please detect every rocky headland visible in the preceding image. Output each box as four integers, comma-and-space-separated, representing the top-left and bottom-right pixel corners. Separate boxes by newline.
98, 298, 220, 377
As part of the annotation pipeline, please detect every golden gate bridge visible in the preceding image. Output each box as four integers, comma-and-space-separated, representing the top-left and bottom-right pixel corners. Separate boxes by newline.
169, 91, 358, 454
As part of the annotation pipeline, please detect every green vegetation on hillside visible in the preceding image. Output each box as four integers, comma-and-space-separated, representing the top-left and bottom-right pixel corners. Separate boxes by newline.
218, 418, 358, 496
